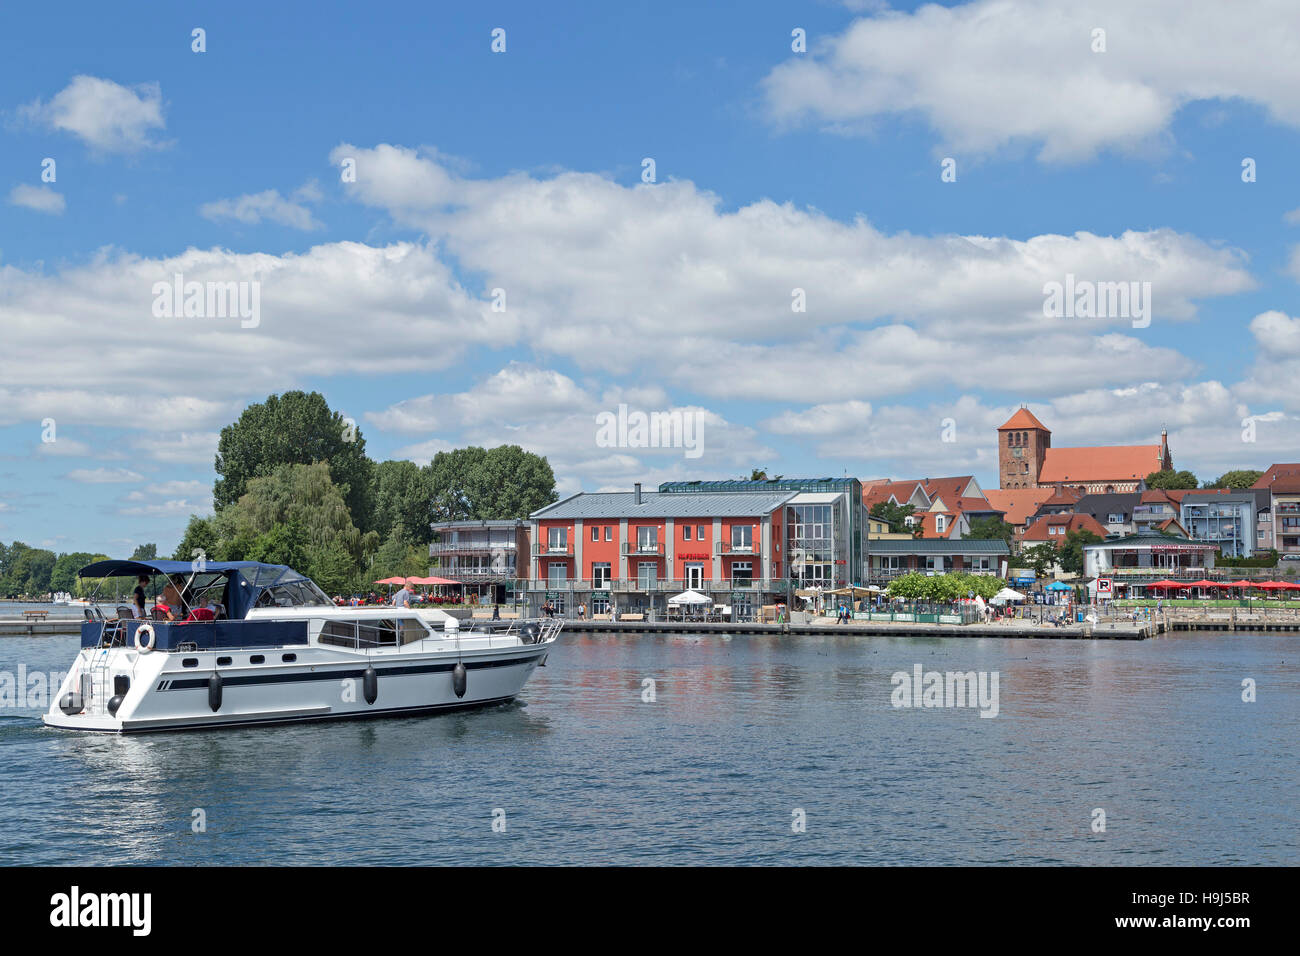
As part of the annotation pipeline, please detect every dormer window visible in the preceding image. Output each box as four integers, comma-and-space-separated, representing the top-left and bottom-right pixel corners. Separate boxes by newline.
936, 516, 946, 533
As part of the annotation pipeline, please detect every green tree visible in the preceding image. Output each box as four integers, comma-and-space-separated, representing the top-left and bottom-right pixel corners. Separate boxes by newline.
1022, 542, 1059, 578
1059, 529, 1102, 575
371, 527, 429, 580
966, 516, 1016, 541
229, 461, 377, 565
1206, 470, 1264, 489
372, 459, 434, 545
213, 390, 374, 529
426, 445, 557, 520
173, 516, 220, 563
869, 501, 916, 533
50, 552, 100, 593
1145, 469, 1199, 490
128, 543, 157, 561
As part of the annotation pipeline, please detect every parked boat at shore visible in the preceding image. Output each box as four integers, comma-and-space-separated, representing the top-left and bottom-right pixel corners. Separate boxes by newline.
43, 559, 561, 734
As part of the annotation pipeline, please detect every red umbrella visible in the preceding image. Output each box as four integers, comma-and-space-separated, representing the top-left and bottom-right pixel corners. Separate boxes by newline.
1186, 579, 1220, 589
374, 576, 408, 585
1227, 580, 1259, 589
1146, 579, 1188, 590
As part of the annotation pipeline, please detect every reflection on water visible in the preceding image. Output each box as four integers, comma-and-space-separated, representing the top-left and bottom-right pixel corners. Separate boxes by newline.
0, 630, 1296, 865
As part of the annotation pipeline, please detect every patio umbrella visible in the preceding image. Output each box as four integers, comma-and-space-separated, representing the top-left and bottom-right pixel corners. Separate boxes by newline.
374, 576, 408, 585
667, 589, 711, 605
407, 576, 459, 586
1186, 580, 1220, 589
1045, 581, 1073, 591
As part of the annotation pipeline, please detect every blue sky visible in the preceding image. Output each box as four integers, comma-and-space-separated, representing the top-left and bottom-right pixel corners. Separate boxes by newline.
2, 0, 1298, 557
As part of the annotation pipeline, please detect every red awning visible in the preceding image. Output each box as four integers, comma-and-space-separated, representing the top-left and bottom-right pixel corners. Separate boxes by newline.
1186, 580, 1221, 589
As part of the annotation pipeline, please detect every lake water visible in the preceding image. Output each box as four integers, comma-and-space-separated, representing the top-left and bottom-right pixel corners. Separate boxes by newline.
0, 629, 1295, 865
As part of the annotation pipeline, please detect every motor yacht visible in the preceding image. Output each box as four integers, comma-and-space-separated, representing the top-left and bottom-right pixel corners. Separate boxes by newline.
43, 559, 560, 733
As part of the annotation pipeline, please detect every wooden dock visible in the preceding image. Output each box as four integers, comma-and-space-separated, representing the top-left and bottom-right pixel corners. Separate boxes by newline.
0, 618, 85, 637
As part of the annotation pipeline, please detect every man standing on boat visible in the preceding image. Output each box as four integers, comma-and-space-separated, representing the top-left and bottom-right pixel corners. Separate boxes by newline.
392, 583, 414, 608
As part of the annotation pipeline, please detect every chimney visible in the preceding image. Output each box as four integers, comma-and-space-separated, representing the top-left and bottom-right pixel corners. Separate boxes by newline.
634, 482, 642, 505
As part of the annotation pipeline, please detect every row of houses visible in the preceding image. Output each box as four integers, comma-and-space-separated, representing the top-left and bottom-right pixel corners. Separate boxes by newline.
427, 462, 1300, 615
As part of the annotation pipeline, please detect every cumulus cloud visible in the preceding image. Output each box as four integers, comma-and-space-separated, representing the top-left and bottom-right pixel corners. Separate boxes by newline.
200, 182, 323, 230
19, 75, 167, 153
8, 184, 65, 214
333, 143, 1251, 400
371, 363, 774, 490
761, 0, 1300, 162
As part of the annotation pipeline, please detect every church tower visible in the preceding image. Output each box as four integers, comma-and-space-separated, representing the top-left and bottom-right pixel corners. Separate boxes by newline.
997, 406, 1051, 489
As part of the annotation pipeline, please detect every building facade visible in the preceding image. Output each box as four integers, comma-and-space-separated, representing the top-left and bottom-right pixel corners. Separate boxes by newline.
997, 406, 1172, 493
1083, 534, 1218, 576
428, 519, 530, 605
1178, 489, 1266, 558
527, 484, 799, 620
866, 539, 1010, 581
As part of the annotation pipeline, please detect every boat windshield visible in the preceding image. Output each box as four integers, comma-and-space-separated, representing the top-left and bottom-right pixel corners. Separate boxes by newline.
251, 570, 333, 609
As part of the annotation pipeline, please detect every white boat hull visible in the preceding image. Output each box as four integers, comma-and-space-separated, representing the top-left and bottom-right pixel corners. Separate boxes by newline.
43, 630, 554, 734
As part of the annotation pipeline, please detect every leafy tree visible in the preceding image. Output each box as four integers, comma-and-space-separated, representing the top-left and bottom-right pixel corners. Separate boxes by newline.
213, 390, 374, 529
1, 543, 57, 596
1022, 542, 1059, 578
426, 445, 557, 520
173, 516, 220, 563
50, 552, 100, 593
371, 527, 429, 580
1145, 469, 1199, 490
228, 462, 377, 564
747, 468, 784, 480
966, 516, 1016, 541
372, 459, 434, 545
1206, 470, 1264, 489
869, 501, 916, 533
1059, 529, 1103, 575
128, 543, 157, 561
886, 571, 1005, 602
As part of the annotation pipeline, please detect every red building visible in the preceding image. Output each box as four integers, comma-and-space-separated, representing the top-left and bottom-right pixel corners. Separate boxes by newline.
528, 482, 805, 619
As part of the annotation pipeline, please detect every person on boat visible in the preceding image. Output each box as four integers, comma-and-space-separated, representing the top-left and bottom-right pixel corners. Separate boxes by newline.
132, 574, 149, 619
148, 576, 184, 620
392, 584, 414, 608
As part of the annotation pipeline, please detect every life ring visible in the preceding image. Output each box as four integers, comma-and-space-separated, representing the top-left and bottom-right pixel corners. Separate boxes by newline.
134, 623, 156, 653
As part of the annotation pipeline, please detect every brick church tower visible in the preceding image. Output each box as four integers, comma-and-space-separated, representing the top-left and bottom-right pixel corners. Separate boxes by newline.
998, 406, 1051, 489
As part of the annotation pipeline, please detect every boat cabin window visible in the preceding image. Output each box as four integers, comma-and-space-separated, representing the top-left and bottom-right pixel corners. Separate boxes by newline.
318, 618, 428, 649
182, 658, 199, 668
250, 655, 265, 664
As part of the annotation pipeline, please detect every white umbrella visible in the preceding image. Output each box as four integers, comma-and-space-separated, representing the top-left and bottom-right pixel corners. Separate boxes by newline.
667, 589, 712, 605
990, 587, 1027, 605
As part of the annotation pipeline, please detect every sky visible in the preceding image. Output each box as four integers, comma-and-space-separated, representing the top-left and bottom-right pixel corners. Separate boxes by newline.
1, 0, 1299, 558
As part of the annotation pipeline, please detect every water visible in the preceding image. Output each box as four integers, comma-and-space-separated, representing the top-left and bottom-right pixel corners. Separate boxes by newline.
0, 630, 1295, 865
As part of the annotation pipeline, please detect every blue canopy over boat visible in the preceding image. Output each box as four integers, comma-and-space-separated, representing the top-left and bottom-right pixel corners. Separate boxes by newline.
77, 559, 320, 621
77, 559, 287, 579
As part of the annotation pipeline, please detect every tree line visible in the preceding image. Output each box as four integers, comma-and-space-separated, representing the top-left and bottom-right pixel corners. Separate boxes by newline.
3, 391, 558, 600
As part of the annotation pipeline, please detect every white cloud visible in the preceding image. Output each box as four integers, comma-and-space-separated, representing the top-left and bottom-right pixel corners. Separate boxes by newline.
65, 467, 144, 483
372, 363, 774, 489
8, 184, 65, 214
333, 143, 1251, 400
200, 182, 323, 230
130, 432, 220, 466
118, 481, 213, 517
20, 75, 167, 154
761, 0, 1300, 162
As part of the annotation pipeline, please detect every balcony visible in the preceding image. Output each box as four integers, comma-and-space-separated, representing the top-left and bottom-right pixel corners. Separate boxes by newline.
429, 541, 518, 556
621, 541, 665, 556
714, 540, 756, 555
532, 542, 573, 556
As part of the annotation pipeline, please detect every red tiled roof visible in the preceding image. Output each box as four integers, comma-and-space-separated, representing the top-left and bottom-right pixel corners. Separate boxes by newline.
1253, 464, 1300, 489
984, 488, 1053, 526
862, 480, 928, 509
957, 496, 1000, 513
1021, 513, 1109, 542
998, 407, 1049, 431
922, 476, 979, 507
1038, 445, 1163, 484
